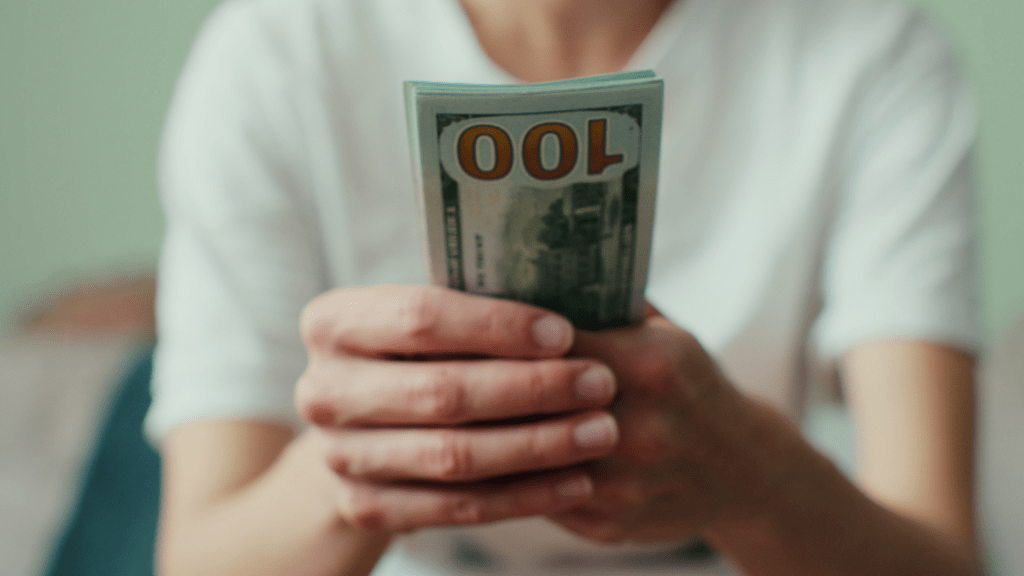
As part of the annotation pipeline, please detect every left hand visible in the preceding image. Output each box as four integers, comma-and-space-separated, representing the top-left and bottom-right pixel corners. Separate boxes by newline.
549, 306, 793, 544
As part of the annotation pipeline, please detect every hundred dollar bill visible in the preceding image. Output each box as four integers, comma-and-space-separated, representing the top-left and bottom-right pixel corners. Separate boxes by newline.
405, 71, 662, 329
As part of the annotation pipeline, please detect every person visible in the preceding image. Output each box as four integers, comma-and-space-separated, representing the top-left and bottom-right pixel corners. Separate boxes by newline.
146, 0, 984, 574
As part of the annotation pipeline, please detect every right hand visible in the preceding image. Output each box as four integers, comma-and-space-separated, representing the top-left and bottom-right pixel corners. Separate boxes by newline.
294, 285, 621, 533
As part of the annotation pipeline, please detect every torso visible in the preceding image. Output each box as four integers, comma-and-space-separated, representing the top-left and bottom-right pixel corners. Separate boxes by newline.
152, 0, 976, 571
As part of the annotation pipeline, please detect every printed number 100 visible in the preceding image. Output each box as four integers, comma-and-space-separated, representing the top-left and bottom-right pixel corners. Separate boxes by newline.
457, 118, 624, 181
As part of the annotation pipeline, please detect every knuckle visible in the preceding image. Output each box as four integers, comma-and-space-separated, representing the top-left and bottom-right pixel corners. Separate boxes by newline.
348, 505, 387, 531
481, 300, 520, 341
410, 369, 466, 422
423, 431, 473, 481
634, 348, 676, 395
513, 425, 548, 469
300, 401, 337, 427
519, 364, 553, 412
563, 509, 626, 544
294, 367, 336, 426
512, 484, 555, 512
325, 451, 353, 475
619, 413, 671, 464
295, 363, 359, 426
676, 335, 704, 369
443, 496, 486, 524
676, 330, 703, 353
327, 440, 377, 478
676, 332, 717, 380
589, 525, 626, 544
294, 368, 316, 410
342, 487, 387, 531
397, 288, 443, 341
601, 479, 647, 509
634, 434, 670, 464
300, 295, 338, 351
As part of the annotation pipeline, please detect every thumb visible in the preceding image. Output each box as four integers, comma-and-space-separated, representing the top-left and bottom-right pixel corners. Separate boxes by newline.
643, 301, 664, 319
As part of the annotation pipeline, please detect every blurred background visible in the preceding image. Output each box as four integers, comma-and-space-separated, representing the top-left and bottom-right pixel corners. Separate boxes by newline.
0, 1, 1021, 576
0, 0, 1021, 338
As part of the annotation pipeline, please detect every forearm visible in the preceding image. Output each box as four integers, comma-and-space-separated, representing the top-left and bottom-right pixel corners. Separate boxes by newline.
704, 403, 981, 576
158, 428, 391, 576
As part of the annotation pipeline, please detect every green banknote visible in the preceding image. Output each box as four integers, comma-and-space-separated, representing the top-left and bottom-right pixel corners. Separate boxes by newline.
406, 71, 662, 329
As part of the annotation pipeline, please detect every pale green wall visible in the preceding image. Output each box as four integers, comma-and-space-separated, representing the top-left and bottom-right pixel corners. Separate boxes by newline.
1, 0, 1021, 337
913, 0, 1024, 341
0, 0, 219, 328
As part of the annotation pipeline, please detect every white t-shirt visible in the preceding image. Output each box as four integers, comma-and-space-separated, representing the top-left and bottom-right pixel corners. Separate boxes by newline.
146, 0, 980, 573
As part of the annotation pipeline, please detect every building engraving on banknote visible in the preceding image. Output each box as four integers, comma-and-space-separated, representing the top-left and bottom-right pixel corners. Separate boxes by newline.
407, 72, 662, 329
435, 106, 642, 329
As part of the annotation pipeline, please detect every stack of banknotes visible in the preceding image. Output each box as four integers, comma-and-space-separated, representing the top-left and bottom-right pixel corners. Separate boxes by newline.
406, 71, 663, 329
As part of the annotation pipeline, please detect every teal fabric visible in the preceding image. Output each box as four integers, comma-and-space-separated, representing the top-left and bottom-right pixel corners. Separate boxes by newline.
43, 348, 160, 576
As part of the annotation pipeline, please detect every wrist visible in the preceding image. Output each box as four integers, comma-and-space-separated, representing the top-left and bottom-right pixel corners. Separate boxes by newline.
699, 400, 867, 572
699, 398, 829, 542
285, 429, 395, 571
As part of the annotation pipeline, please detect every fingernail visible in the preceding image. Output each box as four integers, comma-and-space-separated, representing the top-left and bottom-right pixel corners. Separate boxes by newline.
556, 476, 593, 500
532, 315, 572, 350
575, 366, 615, 403
574, 414, 618, 450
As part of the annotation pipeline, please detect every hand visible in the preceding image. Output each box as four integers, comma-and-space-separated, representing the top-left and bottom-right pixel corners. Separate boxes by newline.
294, 285, 623, 532
548, 307, 791, 544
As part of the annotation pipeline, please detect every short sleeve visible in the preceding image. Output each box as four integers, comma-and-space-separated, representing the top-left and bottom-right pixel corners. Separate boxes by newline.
813, 10, 981, 359
145, 1, 325, 444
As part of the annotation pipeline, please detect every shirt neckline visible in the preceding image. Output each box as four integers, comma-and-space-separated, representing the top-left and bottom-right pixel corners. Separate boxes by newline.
625, 0, 708, 72
442, 0, 707, 84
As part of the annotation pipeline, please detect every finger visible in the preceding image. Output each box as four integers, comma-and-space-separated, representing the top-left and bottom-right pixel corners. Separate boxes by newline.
643, 301, 663, 319
571, 326, 668, 396
296, 356, 616, 426
548, 507, 627, 544
302, 285, 573, 359
324, 411, 618, 482
571, 321, 707, 398
337, 471, 595, 532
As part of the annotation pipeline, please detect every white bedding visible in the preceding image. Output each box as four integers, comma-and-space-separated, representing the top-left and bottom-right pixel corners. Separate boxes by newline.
979, 320, 1024, 576
0, 335, 142, 576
